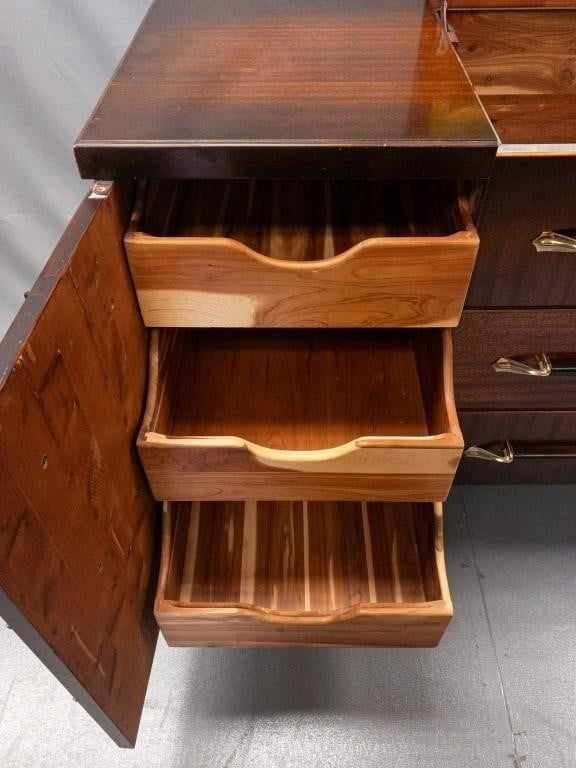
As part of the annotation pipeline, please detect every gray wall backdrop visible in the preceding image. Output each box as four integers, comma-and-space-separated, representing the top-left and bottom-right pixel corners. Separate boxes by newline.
0, 0, 153, 337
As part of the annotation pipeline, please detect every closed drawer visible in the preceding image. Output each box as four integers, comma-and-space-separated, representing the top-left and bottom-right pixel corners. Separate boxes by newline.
155, 500, 453, 647
466, 156, 576, 307
450, 9, 576, 308
456, 411, 576, 484
125, 179, 478, 328
454, 309, 576, 410
137, 328, 463, 501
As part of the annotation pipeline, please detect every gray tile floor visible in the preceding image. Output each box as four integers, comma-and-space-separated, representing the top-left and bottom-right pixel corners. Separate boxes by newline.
1, 486, 575, 768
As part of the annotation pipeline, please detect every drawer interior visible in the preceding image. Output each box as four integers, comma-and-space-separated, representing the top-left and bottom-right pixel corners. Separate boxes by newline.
450, 9, 576, 144
137, 179, 472, 262
143, 328, 456, 448
155, 500, 452, 646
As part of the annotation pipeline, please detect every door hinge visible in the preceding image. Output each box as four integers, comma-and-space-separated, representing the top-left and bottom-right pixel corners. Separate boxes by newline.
89, 181, 113, 199
438, 0, 459, 45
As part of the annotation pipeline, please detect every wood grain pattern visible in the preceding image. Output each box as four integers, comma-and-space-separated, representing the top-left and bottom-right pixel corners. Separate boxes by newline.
456, 410, 576, 484
126, 180, 479, 328
74, 0, 496, 179
0, 186, 158, 747
137, 328, 463, 501
450, 9, 576, 143
454, 309, 576, 410
155, 500, 452, 647
465, 155, 576, 307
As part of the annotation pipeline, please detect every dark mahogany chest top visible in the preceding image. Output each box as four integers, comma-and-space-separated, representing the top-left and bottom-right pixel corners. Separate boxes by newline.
74, 0, 497, 179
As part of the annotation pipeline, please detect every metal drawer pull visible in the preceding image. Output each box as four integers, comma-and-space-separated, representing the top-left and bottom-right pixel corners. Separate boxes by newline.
464, 441, 514, 463
492, 353, 576, 377
492, 353, 551, 376
464, 441, 576, 463
532, 231, 576, 253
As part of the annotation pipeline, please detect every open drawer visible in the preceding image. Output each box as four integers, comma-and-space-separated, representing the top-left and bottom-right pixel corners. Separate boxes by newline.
137, 328, 463, 501
125, 179, 478, 329
155, 500, 453, 647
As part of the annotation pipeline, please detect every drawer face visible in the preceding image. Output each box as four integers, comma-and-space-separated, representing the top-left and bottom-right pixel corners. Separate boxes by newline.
466, 156, 576, 307
138, 328, 463, 502
155, 501, 452, 647
126, 180, 478, 329
457, 411, 576, 484
454, 309, 576, 410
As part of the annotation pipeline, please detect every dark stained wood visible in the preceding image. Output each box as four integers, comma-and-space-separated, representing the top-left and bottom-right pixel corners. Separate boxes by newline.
466, 156, 576, 307
454, 309, 576, 410
456, 411, 576, 484
74, 0, 496, 179
0, 185, 158, 747
156, 500, 452, 647
450, 9, 576, 144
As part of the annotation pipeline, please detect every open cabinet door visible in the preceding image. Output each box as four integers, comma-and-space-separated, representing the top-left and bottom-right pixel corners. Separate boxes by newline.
0, 183, 158, 747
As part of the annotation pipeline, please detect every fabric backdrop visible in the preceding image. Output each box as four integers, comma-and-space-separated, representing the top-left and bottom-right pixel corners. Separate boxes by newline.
0, 1, 153, 336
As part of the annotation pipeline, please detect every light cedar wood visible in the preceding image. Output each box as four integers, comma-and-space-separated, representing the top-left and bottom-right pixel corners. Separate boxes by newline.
155, 500, 453, 647
137, 328, 463, 501
125, 180, 479, 329
0, 185, 158, 747
450, 9, 576, 144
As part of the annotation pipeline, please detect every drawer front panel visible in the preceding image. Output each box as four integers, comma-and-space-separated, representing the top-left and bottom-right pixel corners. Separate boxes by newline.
454, 309, 576, 410
155, 501, 452, 648
138, 328, 463, 502
456, 411, 576, 484
466, 156, 576, 307
126, 179, 478, 329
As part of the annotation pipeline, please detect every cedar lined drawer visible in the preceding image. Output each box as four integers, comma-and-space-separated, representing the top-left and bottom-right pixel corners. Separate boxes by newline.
155, 500, 453, 647
456, 411, 576, 484
137, 328, 463, 502
454, 309, 576, 410
125, 179, 478, 329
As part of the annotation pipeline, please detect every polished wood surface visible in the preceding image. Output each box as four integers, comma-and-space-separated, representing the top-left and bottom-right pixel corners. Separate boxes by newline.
466, 152, 576, 307
138, 329, 462, 500
450, 9, 576, 144
465, 156, 576, 307
74, 0, 496, 179
457, 411, 576, 484
454, 309, 576, 410
0, 186, 157, 747
126, 180, 478, 328
155, 500, 452, 646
